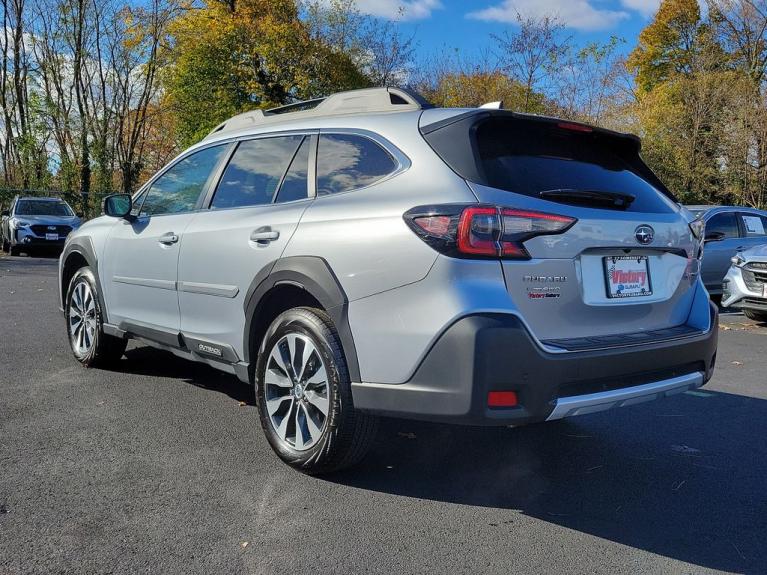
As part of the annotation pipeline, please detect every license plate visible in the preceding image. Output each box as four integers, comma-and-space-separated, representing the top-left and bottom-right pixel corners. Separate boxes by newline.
45, 233, 58, 241
604, 256, 652, 298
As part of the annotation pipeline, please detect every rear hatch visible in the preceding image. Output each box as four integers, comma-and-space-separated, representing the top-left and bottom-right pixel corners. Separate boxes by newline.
420, 110, 701, 345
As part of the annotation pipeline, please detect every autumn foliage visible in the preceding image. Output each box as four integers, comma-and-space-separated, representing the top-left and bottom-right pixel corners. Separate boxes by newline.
3, 0, 767, 210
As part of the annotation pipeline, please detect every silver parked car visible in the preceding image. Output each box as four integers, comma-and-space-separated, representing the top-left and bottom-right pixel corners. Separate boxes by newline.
686, 205, 767, 296
722, 245, 767, 322
59, 87, 718, 473
2, 196, 81, 256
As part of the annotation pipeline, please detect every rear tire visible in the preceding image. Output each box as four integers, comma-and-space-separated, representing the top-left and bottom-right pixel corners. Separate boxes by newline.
744, 308, 767, 323
65, 267, 127, 367
255, 307, 378, 474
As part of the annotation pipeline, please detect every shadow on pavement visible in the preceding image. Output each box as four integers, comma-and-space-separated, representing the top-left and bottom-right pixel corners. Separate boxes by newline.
328, 391, 766, 574
104, 343, 764, 573
113, 346, 255, 405
1, 248, 62, 260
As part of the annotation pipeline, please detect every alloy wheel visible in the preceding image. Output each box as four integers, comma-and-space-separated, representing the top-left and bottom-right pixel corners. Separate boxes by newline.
69, 281, 97, 356
264, 333, 330, 451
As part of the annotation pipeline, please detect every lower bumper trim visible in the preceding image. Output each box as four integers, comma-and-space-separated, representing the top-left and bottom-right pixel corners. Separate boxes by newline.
546, 371, 704, 421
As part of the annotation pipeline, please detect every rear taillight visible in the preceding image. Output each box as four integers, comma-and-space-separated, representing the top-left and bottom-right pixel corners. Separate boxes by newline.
406, 204, 576, 259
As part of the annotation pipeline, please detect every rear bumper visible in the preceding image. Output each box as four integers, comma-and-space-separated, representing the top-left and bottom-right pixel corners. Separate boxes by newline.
352, 303, 718, 426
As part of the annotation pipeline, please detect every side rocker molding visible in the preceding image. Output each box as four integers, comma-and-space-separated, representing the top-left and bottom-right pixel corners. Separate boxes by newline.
243, 256, 361, 384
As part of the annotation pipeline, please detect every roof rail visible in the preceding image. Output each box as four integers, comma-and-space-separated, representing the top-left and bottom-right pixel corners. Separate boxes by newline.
204, 87, 428, 140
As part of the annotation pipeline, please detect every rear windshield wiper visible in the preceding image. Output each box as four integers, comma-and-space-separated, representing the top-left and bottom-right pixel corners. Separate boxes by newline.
539, 189, 635, 210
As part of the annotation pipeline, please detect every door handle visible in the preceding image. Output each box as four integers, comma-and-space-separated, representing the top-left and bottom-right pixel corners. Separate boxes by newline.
250, 228, 280, 244
159, 232, 179, 245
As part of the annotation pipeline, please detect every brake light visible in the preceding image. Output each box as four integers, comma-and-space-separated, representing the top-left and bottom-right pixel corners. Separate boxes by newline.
457, 207, 499, 255
557, 121, 593, 133
405, 204, 576, 259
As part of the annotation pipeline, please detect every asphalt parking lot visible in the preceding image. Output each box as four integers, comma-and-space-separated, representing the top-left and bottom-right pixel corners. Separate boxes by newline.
1, 255, 766, 575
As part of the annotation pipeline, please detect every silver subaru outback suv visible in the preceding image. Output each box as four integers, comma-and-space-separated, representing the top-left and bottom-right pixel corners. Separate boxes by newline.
59, 87, 718, 473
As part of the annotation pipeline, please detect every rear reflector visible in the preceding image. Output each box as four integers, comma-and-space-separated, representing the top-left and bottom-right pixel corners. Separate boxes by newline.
487, 391, 518, 408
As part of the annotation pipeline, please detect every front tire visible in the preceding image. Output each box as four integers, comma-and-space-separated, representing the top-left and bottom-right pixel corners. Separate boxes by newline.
65, 267, 127, 367
744, 308, 767, 323
255, 307, 378, 474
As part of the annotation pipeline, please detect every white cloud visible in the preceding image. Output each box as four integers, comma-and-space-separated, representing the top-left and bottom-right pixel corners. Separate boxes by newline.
352, 0, 442, 20
467, 0, 630, 31
619, 0, 661, 17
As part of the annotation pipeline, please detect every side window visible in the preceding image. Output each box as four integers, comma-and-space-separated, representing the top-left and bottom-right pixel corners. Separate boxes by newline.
740, 213, 767, 237
275, 137, 310, 203
142, 145, 227, 216
706, 212, 739, 239
211, 135, 302, 209
316, 133, 397, 195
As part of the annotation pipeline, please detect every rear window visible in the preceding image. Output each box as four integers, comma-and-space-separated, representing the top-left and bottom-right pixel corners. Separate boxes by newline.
422, 113, 675, 213
475, 118, 672, 212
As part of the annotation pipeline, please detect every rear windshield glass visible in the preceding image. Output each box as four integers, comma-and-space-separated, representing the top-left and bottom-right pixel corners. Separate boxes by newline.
15, 200, 73, 216
475, 118, 673, 212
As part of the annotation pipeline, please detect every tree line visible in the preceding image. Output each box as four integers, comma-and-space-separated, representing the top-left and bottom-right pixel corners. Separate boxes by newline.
2, 0, 767, 214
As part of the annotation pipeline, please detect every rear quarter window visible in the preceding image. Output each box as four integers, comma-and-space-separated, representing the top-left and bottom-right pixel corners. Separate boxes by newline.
316, 134, 397, 195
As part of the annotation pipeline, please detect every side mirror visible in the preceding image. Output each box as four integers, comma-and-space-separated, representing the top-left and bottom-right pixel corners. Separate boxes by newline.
1, 210, 9, 217
103, 194, 132, 219
704, 231, 725, 243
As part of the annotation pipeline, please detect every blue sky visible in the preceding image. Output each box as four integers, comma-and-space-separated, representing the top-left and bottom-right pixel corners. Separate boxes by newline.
356, 0, 660, 58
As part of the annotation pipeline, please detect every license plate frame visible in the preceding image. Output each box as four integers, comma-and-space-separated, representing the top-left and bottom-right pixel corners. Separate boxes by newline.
603, 255, 653, 299
45, 233, 59, 241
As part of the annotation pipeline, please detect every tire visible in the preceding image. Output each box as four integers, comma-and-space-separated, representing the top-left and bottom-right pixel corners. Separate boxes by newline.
744, 308, 767, 323
65, 267, 127, 367
9, 244, 20, 256
255, 307, 378, 474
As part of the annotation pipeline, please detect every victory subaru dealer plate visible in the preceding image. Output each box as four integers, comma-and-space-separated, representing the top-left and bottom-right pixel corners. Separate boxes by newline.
45, 233, 59, 241
604, 255, 652, 298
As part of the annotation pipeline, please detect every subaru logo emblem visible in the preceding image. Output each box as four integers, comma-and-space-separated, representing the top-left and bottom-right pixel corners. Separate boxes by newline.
635, 225, 654, 245
48, 226, 56, 231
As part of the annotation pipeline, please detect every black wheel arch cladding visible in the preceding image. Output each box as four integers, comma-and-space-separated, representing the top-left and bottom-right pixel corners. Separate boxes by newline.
61, 238, 110, 324
243, 256, 361, 383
